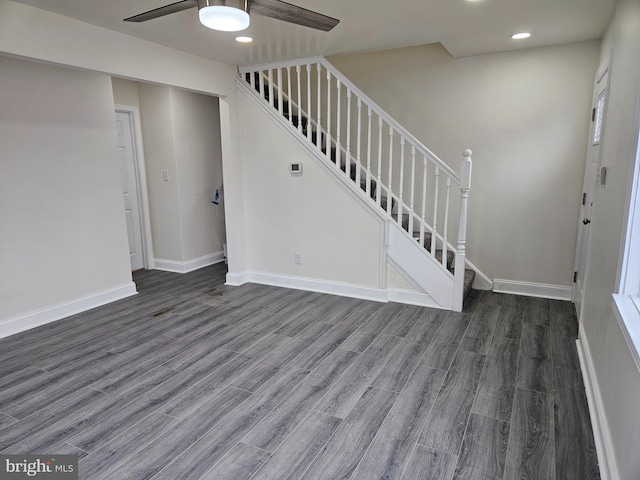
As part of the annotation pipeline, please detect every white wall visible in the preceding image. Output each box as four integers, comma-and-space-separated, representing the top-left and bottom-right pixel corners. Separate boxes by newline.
328, 41, 600, 289
0, 56, 133, 329
0, 0, 249, 278
0, 1, 237, 97
579, 0, 640, 478
112, 77, 140, 107
137, 84, 183, 262
171, 88, 224, 261
238, 91, 384, 292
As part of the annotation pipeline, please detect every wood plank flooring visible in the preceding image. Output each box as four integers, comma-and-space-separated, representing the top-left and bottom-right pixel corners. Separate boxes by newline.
0, 264, 601, 479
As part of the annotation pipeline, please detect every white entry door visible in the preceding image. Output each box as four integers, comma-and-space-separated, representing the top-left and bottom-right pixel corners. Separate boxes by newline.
116, 110, 145, 271
573, 57, 610, 319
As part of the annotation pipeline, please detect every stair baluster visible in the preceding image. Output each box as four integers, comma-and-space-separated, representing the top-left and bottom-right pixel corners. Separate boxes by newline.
366, 107, 372, 197
259, 70, 265, 103
387, 126, 394, 215
294, 66, 302, 134
376, 117, 383, 207
409, 146, 416, 236
443, 176, 451, 268
277, 68, 283, 115
326, 70, 333, 166
316, 63, 322, 150
345, 89, 352, 180
286, 67, 292, 124
356, 98, 362, 187
268, 69, 274, 108
420, 155, 428, 249
238, 59, 474, 310
306, 64, 312, 142
432, 166, 439, 258
336, 79, 342, 172
398, 137, 405, 228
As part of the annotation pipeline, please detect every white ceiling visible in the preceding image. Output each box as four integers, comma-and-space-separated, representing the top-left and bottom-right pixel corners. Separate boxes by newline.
11, 0, 616, 66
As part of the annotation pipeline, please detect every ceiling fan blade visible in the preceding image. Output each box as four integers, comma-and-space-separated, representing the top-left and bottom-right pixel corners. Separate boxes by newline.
250, 0, 339, 31
124, 0, 198, 22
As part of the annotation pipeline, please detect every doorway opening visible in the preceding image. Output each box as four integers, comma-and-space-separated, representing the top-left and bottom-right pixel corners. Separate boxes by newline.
112, 78, 227, 276
573, 51, 612, 320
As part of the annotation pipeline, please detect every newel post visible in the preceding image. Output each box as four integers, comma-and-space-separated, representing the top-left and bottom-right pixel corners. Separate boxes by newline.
453, 149, 473, 311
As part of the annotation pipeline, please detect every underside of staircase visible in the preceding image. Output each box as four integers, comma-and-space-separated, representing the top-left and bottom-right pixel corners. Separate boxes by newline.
240, 60, 477, 310
391, 211, 476, 300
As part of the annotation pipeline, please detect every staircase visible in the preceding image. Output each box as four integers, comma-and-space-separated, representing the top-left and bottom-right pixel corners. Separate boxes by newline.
238, 57, 476, 311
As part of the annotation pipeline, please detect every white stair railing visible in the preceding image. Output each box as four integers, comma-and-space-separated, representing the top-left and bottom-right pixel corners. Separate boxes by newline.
239, 58, 472, 310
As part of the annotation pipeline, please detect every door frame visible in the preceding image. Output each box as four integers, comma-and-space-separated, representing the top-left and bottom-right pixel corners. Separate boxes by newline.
115, 105, 155, 270
572, 50, 613, 320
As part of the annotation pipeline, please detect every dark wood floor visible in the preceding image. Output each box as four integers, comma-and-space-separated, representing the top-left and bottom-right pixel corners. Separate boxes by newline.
0, 264, 600, 479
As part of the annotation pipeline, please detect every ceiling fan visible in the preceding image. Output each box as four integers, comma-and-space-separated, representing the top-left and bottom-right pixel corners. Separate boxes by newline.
124, 0, 340, 32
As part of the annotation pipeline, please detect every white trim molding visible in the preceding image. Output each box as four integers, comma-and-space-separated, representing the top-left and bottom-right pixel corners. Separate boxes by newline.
225, 271, 387, 303
387, 288, 446, 309
154, 252, 225, 274
577, 328, 620, 480
610, 99, 640, 368
115, 104, 155, 270
230, 272, 453, 309
0, 283, 138, 340
225, 271, 251, 286
492, 279, 572, 300
612, 295, 640, 379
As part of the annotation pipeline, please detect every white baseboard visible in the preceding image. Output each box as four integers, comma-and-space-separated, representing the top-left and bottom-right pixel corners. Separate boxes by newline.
577, 329, 619, 480
154, 251, 225, 274
226, 271, 388, 303
387, 288, 447, 309
0, 282, 138, 340
225, 271, 250, 286
492, 278, 572, 300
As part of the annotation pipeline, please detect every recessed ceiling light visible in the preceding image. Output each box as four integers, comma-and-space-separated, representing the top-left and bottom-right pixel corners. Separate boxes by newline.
235, 36, 253, 43
511, 32, 531, 40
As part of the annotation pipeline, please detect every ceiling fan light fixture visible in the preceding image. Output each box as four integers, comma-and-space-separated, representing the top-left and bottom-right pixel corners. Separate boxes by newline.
198, 0, 250, 32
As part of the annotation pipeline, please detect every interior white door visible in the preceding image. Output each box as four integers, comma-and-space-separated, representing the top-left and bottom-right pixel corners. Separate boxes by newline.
573, 59, 610, 319
116, 110, 145, 271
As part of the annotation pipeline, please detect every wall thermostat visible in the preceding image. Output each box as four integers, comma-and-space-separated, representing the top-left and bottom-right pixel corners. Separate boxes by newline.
290, 162, 303, 175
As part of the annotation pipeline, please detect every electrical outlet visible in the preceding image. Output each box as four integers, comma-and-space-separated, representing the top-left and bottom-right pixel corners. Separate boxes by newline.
295, 253, 302, 265
162, 170, 169, 182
